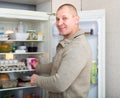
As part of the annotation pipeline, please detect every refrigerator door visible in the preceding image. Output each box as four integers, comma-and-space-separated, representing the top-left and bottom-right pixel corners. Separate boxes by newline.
78, 10, 105, 98
50, 9, 105, 98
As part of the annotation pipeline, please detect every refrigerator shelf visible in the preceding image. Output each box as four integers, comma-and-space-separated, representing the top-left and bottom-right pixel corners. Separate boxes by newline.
0, 40, 44, 42
0, 69, 35, 73
0, 85, 36, 91
0, 52, 45, 55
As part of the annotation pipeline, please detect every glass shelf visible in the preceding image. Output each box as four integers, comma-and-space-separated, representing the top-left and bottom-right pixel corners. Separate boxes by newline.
0, 52, 44, 55
0, 40, 44, 42
0, 69, 35, 73
0, 86, 36, 91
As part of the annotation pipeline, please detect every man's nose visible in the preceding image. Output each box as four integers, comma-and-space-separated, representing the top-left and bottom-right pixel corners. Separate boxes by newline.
57, 19, 63, 26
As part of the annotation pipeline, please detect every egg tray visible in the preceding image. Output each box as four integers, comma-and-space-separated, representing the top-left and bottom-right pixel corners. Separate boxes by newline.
0, 80, 18, 89
0, 62, 28, 71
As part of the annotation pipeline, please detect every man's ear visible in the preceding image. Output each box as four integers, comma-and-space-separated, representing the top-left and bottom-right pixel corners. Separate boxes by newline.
75, 16, 80, 24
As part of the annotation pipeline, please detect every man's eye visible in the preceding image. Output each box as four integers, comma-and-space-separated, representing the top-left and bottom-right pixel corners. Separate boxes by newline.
63, 17, 67, 20
56, 18, 59, 21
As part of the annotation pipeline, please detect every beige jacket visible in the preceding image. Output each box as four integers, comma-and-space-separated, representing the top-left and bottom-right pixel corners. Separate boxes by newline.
35, 30, 92, 98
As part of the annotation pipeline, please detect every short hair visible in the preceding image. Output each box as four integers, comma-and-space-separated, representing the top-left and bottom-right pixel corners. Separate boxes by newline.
57, 3, 78, 16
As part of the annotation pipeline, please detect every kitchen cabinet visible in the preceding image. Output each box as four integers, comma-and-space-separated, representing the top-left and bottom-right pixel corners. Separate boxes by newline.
0, 8, 50, 98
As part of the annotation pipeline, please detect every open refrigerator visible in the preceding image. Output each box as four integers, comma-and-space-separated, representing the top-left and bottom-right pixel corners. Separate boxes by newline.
0, 8, 105, 98
0, 8, 50, 98
50, 9, 105, 98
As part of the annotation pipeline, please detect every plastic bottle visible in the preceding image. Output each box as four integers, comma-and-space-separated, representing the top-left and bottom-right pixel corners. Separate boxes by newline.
91, 61, 97, 84
18, 21, 25, 33
37, 32, 43, 41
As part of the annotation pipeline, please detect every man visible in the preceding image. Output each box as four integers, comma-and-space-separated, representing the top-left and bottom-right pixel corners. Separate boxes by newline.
30, 3, 92, 98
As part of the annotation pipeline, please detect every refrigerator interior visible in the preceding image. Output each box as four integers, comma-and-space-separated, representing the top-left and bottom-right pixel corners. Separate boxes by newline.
0, 87, 43, 98
0, 14, 50, 98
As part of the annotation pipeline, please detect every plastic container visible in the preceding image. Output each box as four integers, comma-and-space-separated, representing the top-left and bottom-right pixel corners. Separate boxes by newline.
26, 58, 37, 70
0, 80, 18, 89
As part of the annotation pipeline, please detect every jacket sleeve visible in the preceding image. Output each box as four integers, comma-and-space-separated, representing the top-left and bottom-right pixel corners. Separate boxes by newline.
35, 62, 52, 75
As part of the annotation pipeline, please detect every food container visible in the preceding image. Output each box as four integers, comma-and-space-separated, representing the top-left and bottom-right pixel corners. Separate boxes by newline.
37, 32, 43, 41
0, 43, 12, 53
27, 46, 37, 52
18, 46, 27, 50
0, 80, 18, 89
15, 33, 29, 40
26, 30, 37, 40
19, 76, 31, 82
26, 58, 37, 70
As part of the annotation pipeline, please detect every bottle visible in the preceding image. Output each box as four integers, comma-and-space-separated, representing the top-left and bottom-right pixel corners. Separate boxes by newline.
0, 26, 4, 34
12, 44, 17, 52
91, 61, 97, 84
37, 32, 43, 41
18, 21, 25, 33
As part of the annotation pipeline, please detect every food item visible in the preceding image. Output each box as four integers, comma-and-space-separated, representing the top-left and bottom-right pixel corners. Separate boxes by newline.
0, 80, 18, 89
27, 30, 37, 40
0, 43, 12, 53
0, 73, 18, 89
26, 58, 37, 70
0, 73, 10, 81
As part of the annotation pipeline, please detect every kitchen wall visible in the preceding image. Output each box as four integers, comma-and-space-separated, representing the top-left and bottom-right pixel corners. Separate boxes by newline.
52, 0, 120, 98
51, 0, 81, 13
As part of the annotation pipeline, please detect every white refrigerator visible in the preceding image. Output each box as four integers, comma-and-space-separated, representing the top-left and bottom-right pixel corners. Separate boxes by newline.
50, 9, 105, 98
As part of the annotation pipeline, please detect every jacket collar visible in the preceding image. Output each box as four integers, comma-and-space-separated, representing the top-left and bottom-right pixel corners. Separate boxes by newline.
58, 29, 85, 47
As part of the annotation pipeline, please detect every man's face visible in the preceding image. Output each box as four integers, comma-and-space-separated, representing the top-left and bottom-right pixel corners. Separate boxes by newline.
56, 7, 79, 38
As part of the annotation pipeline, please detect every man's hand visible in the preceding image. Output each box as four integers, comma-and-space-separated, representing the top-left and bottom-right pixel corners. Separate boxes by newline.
30, 74, 39, 85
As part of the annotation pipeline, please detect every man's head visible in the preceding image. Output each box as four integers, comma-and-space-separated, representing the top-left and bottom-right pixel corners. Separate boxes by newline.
56, 4, 80, 38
